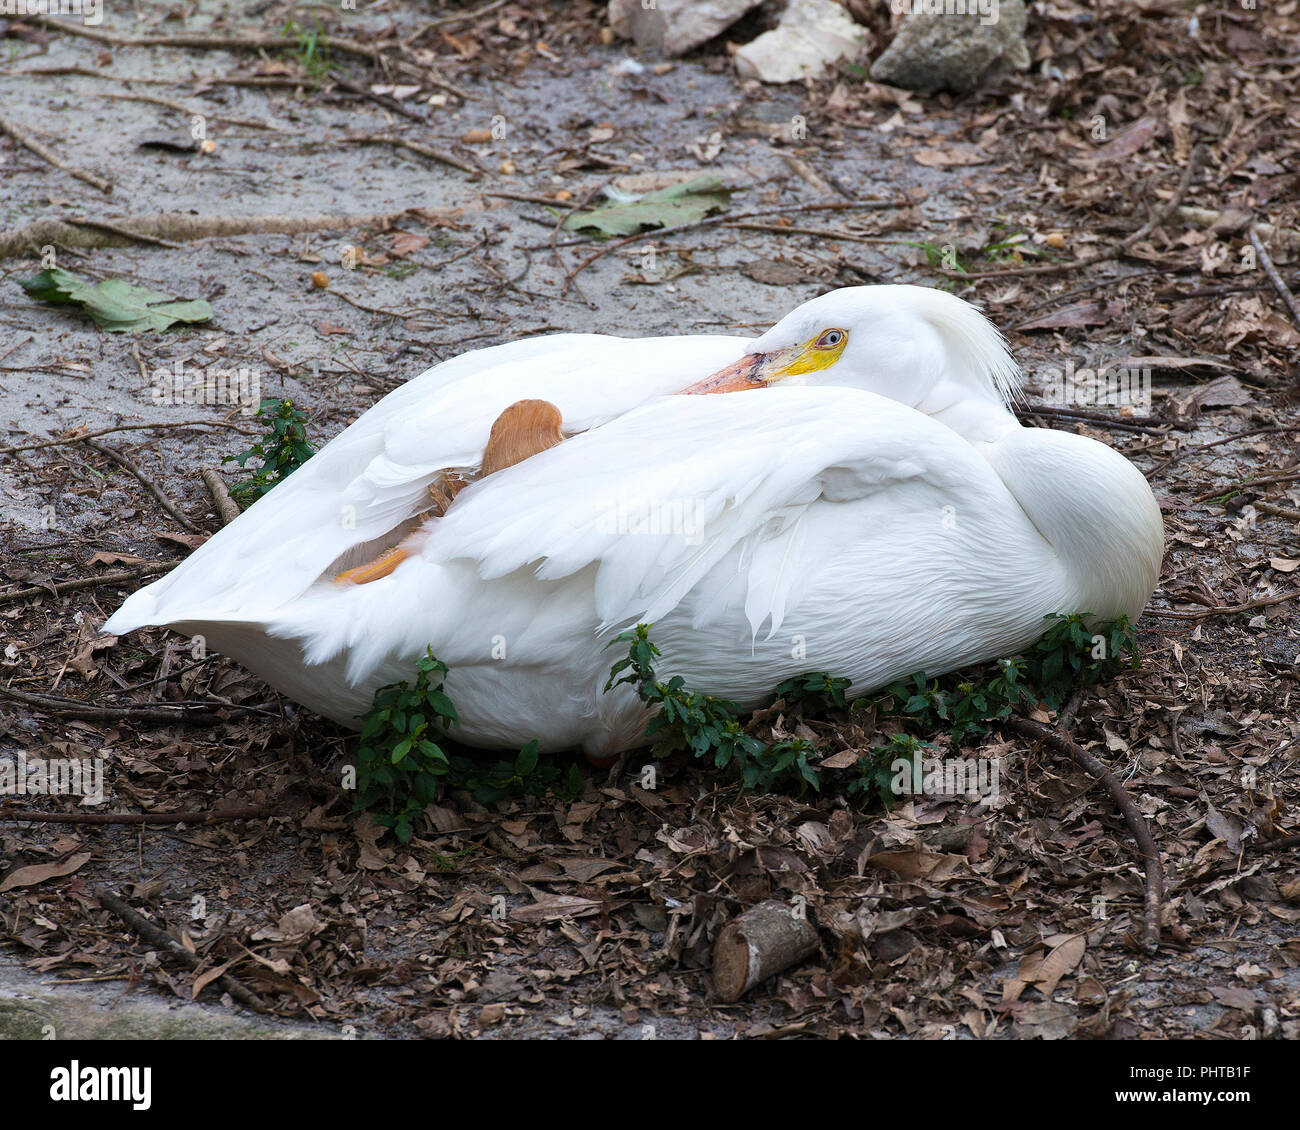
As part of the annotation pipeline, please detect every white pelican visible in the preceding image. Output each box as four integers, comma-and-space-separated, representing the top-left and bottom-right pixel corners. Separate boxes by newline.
103, 286, 1164, 761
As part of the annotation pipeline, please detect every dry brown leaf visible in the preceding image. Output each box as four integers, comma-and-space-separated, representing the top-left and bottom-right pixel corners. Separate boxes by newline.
511, 893, 602, 923
1033, 934, 1086, 996
1017, 300, 1122, 332
88, 551, 145, 567
1012, 1001, 1078, 1039
1003, 950, 1045, 1003
864, 849, 960, 883
1189, 375, 1251, 409
912, 146, 990, 168
0, 852, 92, 892
156, 532, 208, 551
1076, 977, 1108, 1007
389, 231, 430, 257
1081, 115, 1161, 163
191, 959, 236, 999
558, 857, 620, 882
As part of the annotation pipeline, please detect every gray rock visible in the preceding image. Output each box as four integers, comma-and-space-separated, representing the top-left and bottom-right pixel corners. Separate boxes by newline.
869, 0, 1031, 93
608, 0, 764, 58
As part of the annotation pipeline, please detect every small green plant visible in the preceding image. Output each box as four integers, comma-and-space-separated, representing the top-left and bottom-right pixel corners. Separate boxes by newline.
774, 672, 851, 712
604, 613, 1138, 803
354, 649, 458, 842
353, 613, 1140, 835
902, 239, 967, 274
355, 653, 582, 840
444, 742, 584, 807
223, 397, 317, 505
282, 19, 331, 77
865, 613, 1137, 742
975, 223, 1050, 266
1026, 613, 1139, 706
848, 734, 929, 802
606, 626, 821, 793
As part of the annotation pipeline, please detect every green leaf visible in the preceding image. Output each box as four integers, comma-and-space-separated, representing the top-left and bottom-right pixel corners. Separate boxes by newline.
562, 176, 731, 237
427, 688, 459, 724
515, 739, 539, 777
19, 268, 212, 333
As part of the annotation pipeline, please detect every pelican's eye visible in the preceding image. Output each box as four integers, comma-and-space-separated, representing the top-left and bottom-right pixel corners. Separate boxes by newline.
816, 329, 846, 349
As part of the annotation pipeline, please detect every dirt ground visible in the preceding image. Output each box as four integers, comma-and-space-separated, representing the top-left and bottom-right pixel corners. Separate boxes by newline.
1, 2, 1298, 1040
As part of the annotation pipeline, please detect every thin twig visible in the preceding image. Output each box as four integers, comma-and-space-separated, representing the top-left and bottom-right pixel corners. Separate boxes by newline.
0, 684, 274, 722
83, 439, 201, 532
95, 889, 269, 1012
0, 208, 415, 260
1191, 466, 1300, 502
27, 15, 474, 101
336, 133, 480, 175
0, 112, 112, 192
0, 419, 256, 456
1009, 717, 1163, 951
1004, 269, 1167, 327
0, 335, 32, 366
25, 16, 371, 64
1248, 229, 1300, 331
420, 0, 508, 30
63, 217, 183, 249
721, 221, 900, 244
1016, 405, 1169, 434
485, 190, 576, 209
1144, 425, 1300, 481
326, 288, 414, 318
327, 71, 427, 123
102, 654, 218, 696
1252, 834, 1300, 853
1145, 589, 1300, 620
1255, 500, 1300, 521
0, 562, 176, 606
91, 88, 281, 131
0, 806, 276, 826
549, 178, 609, 309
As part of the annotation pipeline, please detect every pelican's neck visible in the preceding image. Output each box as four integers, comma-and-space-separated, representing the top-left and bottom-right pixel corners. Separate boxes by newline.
922, 389, 1020, 447
984, 426, 1165, 621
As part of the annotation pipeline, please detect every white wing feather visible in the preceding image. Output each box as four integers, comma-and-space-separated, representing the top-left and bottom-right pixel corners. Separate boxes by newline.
266, 386, 1031, 693
428, 387, 946, 634
103, 332, 750, 634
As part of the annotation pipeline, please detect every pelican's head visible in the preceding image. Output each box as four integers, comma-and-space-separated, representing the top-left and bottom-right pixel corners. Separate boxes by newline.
684, 285, 1022, 435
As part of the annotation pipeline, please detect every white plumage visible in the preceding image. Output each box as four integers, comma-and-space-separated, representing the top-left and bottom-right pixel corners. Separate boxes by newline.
103, 286, 1164, 758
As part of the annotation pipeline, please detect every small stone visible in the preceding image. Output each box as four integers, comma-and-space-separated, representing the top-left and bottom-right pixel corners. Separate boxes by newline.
608, 0, 764, 58
870, 0, 1031, 93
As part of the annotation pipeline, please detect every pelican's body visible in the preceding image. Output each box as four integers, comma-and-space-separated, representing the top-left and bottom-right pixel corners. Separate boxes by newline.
104, 287, 1164, 758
